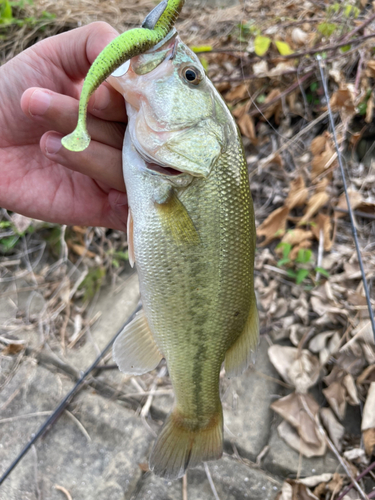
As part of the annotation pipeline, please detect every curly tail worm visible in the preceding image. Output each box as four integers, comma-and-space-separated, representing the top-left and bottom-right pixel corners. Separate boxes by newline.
62, 0, 184, 152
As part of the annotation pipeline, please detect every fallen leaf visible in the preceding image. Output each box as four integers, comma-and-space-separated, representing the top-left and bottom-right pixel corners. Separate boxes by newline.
237, 113, 257, 144
366, 59, 375, 78
362, 382, 375, 432
342, 374, 359, 405
343, 448, 366, 461
335, 189, 364, 217
263, 88, 283, 122
310, 135, 327, 156
2, 343, 24, 355
320, 407, 344, 451
281, 229, 313, 246
268, 345, 320, 392
10, 213, 32, 234
252, 60, 269, 76
330, 84, 356, 121
291, 27, 309, 45
271, 392, 322, 447
363, 428, 375, 457
285, 176, 309, 209
225, 83, 249, 102
257, 206, 290, 246
278, 420, 326, 457
254, 35, 271, 56
311, 213, 333, 251
289, 240, 312, 261
323, 381, 346, 420
298, 473, 333, 488
326, 473, 343, 494
275, 40, 294, 56
300, 182, 329, 224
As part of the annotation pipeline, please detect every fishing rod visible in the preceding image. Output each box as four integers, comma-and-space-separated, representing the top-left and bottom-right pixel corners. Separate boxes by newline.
0, 303, 142, 487
317, 55, 375, 343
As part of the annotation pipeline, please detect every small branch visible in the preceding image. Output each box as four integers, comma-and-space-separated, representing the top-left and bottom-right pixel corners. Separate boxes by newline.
204, 463, 221, 500
55, 484, 73, 500
337, 460, 375, 500
334, 207, 375, 221
299, 395, 368, 500
182, 473, 188, 500
342, 12, 375, 42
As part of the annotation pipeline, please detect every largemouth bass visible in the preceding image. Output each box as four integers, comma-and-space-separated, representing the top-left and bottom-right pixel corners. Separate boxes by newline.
108, 31, 259, 479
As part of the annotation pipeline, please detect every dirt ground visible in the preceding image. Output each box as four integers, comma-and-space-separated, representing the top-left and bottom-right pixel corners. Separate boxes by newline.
1, 0, 375, 499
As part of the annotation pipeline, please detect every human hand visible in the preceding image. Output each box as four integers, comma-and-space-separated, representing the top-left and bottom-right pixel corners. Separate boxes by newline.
0, 22, 128, 231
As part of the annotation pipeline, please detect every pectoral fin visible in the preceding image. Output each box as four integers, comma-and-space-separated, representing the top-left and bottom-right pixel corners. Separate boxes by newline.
225, 297, 259, 378
154, 186, 200, 246
113, 309, 163, 375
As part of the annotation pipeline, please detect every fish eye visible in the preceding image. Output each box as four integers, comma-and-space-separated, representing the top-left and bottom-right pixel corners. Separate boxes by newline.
182, 66, 202, 85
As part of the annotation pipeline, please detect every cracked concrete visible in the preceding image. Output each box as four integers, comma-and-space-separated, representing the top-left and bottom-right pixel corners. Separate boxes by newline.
0, 275, 343, 499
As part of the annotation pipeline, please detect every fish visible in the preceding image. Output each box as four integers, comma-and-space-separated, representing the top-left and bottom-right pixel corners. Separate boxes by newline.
107, 28, 259, 479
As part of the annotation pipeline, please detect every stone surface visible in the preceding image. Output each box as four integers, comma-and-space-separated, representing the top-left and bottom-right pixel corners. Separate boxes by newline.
263, 425, 341, 478
222, 337, 280, 460
136, 457, 280, 500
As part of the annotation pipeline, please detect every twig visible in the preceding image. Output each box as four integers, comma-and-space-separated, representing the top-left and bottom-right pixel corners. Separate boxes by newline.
334, 207, 375, 221
342, 12, 375, 42
337, 460, 375, 500
315, 229, 324, 281
249, 71, 314, 117
64, 410, 91, 442
182, 473, 188, 500
55, 484, 73, 500
204, 463, 221, 500
318, 56, 375, 343
0, 303, 142, 487
299, 395, 368, 500
0, 411, 51, 425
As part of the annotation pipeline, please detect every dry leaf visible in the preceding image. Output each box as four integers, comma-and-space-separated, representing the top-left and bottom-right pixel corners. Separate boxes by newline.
289, 240, 312, 261
300, 181, 329, 224
311, 213, 333, 251
237, 113, 257, 144
68, 243, 96, 259
10, 213, 32, 234
363, 428, 375, 457
310, 134, 336, 180
330, 84, 356, 121
281, 229, 312, 246
225, 83, 248, 101
323, 381, 346, 420
366, 59, 375, 78
263, 88, 282, 122
343, 448, 366, 461
335, 189, 364, 217
278, 420, 326, 458
253, 60, 269, 76
2, 343, 24, 355
320, 407, 344, 452
257, 206, 290, 246
326, 473, 343, 494
268, 345, 320, 392
277, 480, 319, 500
362, 382, 375, 432
271, 392, 322, 447
285, 176, 309, 209
342, 374, 359, 405
291, 27, 309, 45
298, 474, 333, 488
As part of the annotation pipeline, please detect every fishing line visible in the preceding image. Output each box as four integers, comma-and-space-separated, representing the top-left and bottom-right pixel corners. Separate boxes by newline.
0, 303, 142, 487
317, 55, 375, 343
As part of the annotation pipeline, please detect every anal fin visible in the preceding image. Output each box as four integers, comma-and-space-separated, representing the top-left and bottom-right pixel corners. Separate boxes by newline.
225, 296, 259, 378
113, 309, 162, 375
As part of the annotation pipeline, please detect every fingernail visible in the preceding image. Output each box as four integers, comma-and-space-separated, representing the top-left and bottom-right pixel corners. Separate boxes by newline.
45, 135, 62, 154
29, 90, 51, 116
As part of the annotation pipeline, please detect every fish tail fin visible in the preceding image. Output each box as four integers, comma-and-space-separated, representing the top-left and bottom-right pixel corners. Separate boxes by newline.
149, 406, 223, 479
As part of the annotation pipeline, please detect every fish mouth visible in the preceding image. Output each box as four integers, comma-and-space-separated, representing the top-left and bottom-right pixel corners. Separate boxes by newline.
145, 161, 184, 177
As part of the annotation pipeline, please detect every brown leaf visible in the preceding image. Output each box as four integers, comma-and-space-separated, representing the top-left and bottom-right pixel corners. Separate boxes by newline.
363, 428, 375, 456
268, 345, 320, 392
300, 191, 329, 225
310, 135, 327, 156
237, 113, 257, 144
285, 176, 309, 209
335, 189, 364, 217
299, 474, 333, 488
311, 213, 333, 251
69, 243, 96, 259
225, 83, 249, 102
281, 228, 313, 246
2, 343, 24, 355
320, 407, 344, 452
289, 240, 312, 261
330, 85, 356, 119
311, 143, 336, 180
263, 88, 283, 123
366, 60, 375, 78
271, 392, 322, 447
257, 206, 290, 246
326, 473, 343, 494
323, 381, 346, 420
278, 420, 326, 457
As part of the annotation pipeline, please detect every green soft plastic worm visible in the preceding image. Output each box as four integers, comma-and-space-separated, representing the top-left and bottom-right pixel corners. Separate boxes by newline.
62, 0, 184, 152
